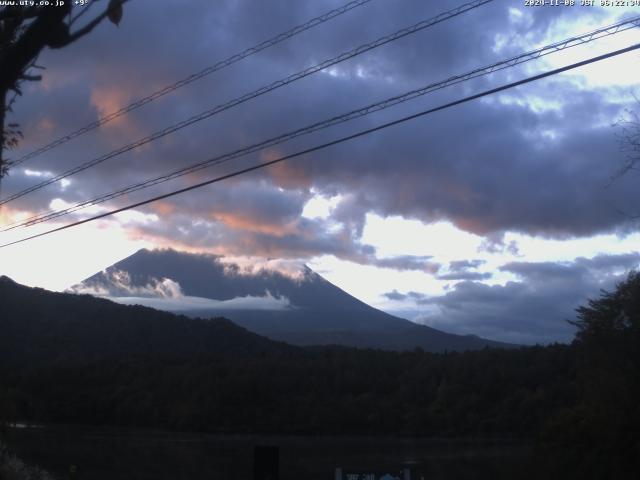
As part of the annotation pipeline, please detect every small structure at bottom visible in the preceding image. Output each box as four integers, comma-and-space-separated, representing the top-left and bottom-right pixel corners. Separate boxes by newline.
335, 468, 411, 480
254, 445, 279, 480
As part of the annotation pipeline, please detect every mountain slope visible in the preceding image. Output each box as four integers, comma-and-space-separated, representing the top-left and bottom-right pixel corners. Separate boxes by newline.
72, 249, 513, 352
0, 275, 292, 366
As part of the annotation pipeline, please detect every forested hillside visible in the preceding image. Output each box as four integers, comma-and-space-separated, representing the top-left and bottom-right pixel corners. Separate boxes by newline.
0, 275, 292, 366
1, 273, 639, 478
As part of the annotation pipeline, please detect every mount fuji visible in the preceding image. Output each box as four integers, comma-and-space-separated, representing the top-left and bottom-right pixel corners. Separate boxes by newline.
71, 248, 513, 352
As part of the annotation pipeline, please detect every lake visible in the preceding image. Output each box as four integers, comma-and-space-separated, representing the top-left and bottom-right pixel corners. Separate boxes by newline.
4, 424, 536, 480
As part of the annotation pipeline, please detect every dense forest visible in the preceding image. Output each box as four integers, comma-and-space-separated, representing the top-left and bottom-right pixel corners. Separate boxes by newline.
0, 273, 638, 478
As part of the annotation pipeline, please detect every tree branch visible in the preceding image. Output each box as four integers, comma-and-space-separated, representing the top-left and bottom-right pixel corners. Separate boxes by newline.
20, 74, 42, 81
1, 0, 128, 177
53, 0, 129, 48
0, 5, 70, 91
69, 0, 98, 27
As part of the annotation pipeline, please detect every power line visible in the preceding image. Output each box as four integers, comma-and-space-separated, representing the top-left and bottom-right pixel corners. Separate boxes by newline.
5, 15, 639, 232
2, 42, 638, 249
7, 0, 375, 169
6, 15, 637, 230
0, 0, 493, 206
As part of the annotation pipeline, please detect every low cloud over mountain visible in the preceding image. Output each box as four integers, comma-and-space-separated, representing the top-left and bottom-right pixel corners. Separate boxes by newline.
72, 248, 511, 352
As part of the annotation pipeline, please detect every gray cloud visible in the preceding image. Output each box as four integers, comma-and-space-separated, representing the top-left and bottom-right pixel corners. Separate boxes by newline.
449, 259, 485, 271
382, 289, 406, 301
4, 1, 638, 348
415, 253, 640, 344
381, 289, 428, 303
437, 271, 492, 281
407, 291, 428, 300
371, 255, 439, 273
437, 258, 491, 280
2, 0, 638, 265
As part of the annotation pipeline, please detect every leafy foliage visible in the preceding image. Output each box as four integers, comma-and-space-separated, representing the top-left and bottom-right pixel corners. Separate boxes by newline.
0, 440, 54, 480
0, 2, 127, 175
539, 272, 640, 479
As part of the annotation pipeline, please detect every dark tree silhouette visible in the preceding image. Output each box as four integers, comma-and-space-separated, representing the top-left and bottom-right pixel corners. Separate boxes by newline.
540, 271, 640, 479
0, 0, 127, 179
611, 102, 640, 220
573, 270, 640, 343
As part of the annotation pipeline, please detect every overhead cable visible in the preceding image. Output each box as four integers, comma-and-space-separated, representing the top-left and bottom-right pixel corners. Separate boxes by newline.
2, 42, 638, 249
8, 0, 376, 168
5, 15, 638, 232
0, 0, 493, 206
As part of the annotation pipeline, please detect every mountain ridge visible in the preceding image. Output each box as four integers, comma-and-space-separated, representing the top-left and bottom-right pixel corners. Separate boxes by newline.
0, 277, 294, 366
72, 248, 515, 352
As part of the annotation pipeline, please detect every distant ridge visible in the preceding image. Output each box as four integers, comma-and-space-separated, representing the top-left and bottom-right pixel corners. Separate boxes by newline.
73, 248, 515, 352
0, 277, 293, 366
0, 274, 577, 446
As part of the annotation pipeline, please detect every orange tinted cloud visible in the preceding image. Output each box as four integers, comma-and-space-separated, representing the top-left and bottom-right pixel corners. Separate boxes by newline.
125, 226, 228, 256
454, 217, 494, 236
90, 86, 132, 122
213, 211, 296, 237
0, 206, 36, 228
261, 148, 312, 190
151, 201, 177, 216
89, 85, 147, 146
13, 116, 57, 150
32, 117, 55, 135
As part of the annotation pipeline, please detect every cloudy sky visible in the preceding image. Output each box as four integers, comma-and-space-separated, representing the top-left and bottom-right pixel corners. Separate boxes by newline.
1, 0, 639, 344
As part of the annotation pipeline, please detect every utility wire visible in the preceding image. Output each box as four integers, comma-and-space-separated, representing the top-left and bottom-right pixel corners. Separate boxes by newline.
8, 0, 375, 168
0, 0, 493, 206
4, 15, 639, 232
2, 42, 638, 249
